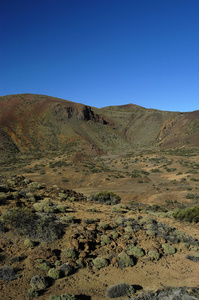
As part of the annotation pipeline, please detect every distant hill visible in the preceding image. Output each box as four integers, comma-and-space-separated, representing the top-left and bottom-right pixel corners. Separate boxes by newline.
0, 94, 199, 160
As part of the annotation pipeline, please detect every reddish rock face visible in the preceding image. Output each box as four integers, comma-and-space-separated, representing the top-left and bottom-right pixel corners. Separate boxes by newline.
0, 93, 199, 161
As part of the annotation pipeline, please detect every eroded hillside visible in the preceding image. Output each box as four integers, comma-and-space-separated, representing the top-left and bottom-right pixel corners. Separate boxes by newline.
0, 94, 199, 163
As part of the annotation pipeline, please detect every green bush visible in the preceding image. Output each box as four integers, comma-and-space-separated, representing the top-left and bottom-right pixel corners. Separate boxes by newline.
115, 216, 124, 225
0, 184, 9, 192
0, 266, 16, 281
162, 244, 176, 255
2, 209, 64, 241
126, 245, 145, 257
106, 283, 134, 298
186, 254, 199, 262
124, 234, 130, 240
60, 215, 75, 225
112, 204, 126, 212
186, 194, 199, 200
30, 275, 48, 290
1, 208, 35, 235
28, 182, 42, 191
28, 288, 38, 299
57, 204, 67, 213
148, 250, 160, 260
190, 177, 199, 182
47, 268, 60, 280
89, 206, 97, 212
151, 168, 161, 173
39, 261, 51, 271
110, 231, 119, 240
59, 193, 68, 201
62, 248, 76, 259
26, 192, 35, 200
124, 226, 134, 233
98, 222, 109, 230
118, 252, 134, 268
12, 191, 20, 199
59, 263, 73, 276
173, 206, 199, 223
33, 199, 54, 213
24, 239, 34, 248
0, 192, 7, 203
35, 215, 64, 241
55, 260, 61, 266
92, 257, 109, 269
101, 235, 111, 245
89, 191, 121, 205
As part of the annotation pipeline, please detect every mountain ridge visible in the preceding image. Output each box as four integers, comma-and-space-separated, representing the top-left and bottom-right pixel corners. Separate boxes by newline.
0, 93, 199, 161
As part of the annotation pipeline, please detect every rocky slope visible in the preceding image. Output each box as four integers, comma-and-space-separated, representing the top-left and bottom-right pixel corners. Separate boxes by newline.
0, 94, 199, 161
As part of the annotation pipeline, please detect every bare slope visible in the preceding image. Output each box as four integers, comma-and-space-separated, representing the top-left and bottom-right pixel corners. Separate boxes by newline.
99, 104, 199, 149
0, 94, 199, 161
0, 94, 123, 158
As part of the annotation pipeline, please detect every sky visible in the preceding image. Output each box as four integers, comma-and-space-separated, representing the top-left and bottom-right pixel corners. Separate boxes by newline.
1, 0, 199, 112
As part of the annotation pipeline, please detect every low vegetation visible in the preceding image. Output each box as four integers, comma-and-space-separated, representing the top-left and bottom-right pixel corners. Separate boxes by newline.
106, 283, 134, 298
173, 206, 199, 223
0, 146, 199, 300
89, 191, 121, 205
0, 266, 16, 281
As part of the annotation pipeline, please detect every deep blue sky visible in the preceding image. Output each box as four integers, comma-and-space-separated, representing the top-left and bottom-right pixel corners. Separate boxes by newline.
1, 0, 199, 111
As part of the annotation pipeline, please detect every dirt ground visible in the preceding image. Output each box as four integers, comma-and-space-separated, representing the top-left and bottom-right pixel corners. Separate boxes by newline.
0, 151, 199, 299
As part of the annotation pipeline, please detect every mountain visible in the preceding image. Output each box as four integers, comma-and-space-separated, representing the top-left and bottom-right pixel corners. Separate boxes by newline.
100, 104, 199, 149
1, 94, 199, 300
0, 93, 199, 161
